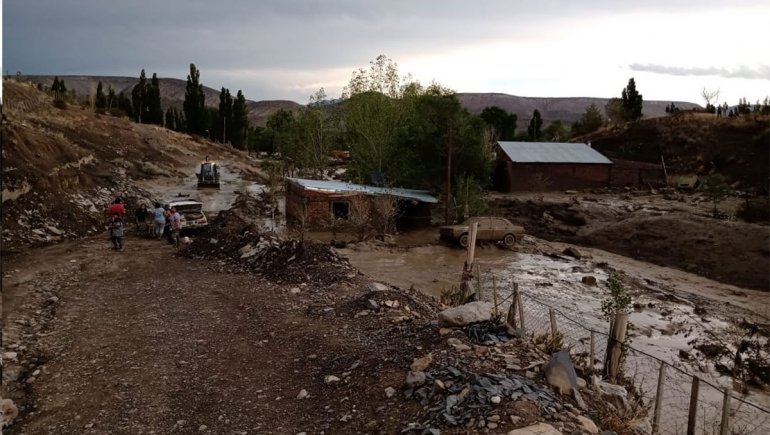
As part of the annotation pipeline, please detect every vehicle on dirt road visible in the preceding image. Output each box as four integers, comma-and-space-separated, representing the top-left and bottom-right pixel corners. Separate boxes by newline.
197, 159, 220, 189
440, 217, 524, 248
168, 200, 208, 233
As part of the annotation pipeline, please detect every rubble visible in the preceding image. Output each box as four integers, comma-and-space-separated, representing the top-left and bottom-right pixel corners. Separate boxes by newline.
438, 301, 495, 327
507, 423, 563, 434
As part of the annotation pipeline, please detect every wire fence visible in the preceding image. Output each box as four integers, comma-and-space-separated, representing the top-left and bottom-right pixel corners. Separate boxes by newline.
485, 283, 770, 435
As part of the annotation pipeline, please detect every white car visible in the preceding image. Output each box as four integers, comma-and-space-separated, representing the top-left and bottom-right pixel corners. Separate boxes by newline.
168, 200, 208, 231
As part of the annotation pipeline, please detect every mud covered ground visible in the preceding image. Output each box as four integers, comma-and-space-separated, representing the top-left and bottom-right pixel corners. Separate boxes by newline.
490, 192, 770, 291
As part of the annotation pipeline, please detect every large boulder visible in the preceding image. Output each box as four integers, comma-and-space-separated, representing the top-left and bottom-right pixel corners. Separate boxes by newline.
544, 350, 587, 409
591, 376, 629, 411
438, 301, 495, 327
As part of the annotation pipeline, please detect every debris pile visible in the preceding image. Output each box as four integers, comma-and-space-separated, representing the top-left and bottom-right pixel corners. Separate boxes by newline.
182, 209, 352, 285
404, 361, 559, 430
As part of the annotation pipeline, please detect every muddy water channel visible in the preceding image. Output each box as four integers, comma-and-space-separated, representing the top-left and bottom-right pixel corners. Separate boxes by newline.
340, 238, 770, 431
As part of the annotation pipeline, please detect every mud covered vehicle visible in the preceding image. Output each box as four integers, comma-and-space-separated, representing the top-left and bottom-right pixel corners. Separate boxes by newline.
168, 200, 208, 233
440, 217, 524, 248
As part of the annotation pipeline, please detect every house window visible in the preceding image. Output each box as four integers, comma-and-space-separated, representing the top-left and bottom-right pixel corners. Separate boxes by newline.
331, 201, 350, 220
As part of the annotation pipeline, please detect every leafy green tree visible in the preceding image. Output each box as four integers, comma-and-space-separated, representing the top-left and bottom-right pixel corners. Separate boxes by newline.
605, 97, 624, 125
145, 73, 164, 125
131, 69, 148, 122
94, 81, 107, 112
572, 103, 604, 137
543, 120, 570, 141
480, 106, 517, 140
183, 64, 206, 135
527, 109, 543, 140
266, 109, 297, 156
621, 78, 643, 121
230, 90, 249, 149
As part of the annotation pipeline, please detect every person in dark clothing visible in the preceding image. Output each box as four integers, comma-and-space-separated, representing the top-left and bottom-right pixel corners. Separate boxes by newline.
135, 203, 149, 234
109, 215, 124, 251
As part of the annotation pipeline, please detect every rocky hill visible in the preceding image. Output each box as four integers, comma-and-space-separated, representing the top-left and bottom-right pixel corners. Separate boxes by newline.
456, 93, 701, 127
577, 112, 770, 192
19, 75, 303, 126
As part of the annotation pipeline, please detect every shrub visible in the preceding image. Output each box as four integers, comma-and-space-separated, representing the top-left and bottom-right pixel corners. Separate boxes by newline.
737, 196, 770, 223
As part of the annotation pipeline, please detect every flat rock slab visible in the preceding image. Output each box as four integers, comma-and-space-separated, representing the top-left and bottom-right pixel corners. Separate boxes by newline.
507, 423, 563, 435
438, 301, 494, 327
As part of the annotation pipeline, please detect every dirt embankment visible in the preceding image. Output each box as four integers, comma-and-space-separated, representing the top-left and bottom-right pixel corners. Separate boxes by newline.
580, 113, 770, 193
1, 80, 259, 253
493, 194, 770, 291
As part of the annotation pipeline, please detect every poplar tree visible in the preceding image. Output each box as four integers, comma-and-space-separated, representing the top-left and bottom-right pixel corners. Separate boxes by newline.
621, 78, 643, 121
132, 69, 148, 123
527, 109, 543, 140
231, 90, 249, 149
95, 81, 107, 112
146, 73, 164, 125
183, 64, 206, 135
218, 87, 233, 143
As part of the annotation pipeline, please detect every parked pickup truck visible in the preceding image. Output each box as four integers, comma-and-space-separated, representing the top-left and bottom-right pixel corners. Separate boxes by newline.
440, 217, 525, 248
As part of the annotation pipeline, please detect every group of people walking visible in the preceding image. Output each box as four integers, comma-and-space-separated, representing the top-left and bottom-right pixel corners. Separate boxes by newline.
107, 198, 182, 251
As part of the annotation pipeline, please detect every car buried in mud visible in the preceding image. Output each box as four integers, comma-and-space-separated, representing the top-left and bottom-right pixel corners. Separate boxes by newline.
440, 217, 524, 248
168, 200, 208, 233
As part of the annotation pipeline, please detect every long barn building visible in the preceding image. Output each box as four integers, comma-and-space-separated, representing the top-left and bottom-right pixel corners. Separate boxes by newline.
494, 141, 613, 191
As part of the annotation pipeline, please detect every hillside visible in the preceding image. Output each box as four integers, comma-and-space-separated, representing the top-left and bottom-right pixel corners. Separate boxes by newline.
578, 112, 770, 192
457, 93, 701, 127
1, 80, 260, 252
19, 75, 303, 126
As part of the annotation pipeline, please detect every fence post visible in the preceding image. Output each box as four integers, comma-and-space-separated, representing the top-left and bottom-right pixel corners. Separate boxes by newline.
492, 274, 499, 316
506, 282, 519, 328
652, 361, 667, 434
549, 308, 558, 337
604, 312, 629, 383
476, 264, 482, 301
517, 291, 526, 334
719, 387, 731, 435
589, 331, 595, 372
686, 376, 700, 435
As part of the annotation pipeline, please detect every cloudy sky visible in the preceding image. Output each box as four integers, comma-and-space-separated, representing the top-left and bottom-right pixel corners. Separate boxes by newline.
3, 0, 769, 105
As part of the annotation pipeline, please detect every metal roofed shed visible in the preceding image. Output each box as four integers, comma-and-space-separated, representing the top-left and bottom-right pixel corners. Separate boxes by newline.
285, 178, 438, 229
494, 141, 613, 191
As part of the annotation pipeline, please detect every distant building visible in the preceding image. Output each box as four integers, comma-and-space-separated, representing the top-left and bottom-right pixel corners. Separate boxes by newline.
285, 178, 438, 229
494, 141, 613, 191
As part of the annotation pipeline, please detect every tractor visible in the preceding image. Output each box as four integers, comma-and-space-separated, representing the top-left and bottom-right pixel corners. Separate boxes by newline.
196, 158, 220, 189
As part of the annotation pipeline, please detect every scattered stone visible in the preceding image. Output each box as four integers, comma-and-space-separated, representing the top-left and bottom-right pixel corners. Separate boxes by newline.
439, 328, 453, 336
488, 422, 499, 429
3, 352, 18, 361
490, 395, 501, 404
290, 287, 301, 295
581, 276, 597, 286
367, 282, 388, 292
296, 389, 309, 399
544, 351, 586, 409
434, 379, 445, 390
198, 424, 207, 431
383, 300, 399, 309
410, 354, 433, 372
46, 225, 62, 236
575, 415, 599, 433
366, 299, 380, 311
507, 423, 563, 434
438, 301, 495, 327
563, 246, 582, 259
48, 296, 60, 303
510, 415, 523, 425
405, 371, 426, 388
324, 375, 341, 384
384, 387, 396, 398
592, 376, 629, 411
629, 418, 652, 435
576, 377, 587, 389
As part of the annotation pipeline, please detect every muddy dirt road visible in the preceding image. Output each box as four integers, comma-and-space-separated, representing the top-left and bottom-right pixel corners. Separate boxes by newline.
1, 235, 439, 434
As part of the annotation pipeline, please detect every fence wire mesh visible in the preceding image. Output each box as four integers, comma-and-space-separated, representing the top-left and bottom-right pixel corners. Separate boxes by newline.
489, 285, 770, 435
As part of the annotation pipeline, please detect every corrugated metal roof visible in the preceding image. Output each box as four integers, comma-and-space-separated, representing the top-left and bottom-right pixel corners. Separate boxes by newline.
497, 141, 613, 164
287, 178, 438, 203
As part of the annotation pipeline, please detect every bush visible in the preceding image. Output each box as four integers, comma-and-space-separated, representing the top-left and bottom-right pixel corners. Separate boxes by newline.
52, 98, 67, 109
737, 196, 770, 223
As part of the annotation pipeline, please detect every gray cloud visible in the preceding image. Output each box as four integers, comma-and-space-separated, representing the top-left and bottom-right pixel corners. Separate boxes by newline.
3, 0, 764, 100
629, 63, 770, 80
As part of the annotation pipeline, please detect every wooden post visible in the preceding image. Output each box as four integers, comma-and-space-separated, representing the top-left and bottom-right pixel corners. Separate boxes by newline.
589, 331, 595, 372
476, 264, 482, 301
506, 282, 519, 328
719, 387, 731, 435
517, 291, 525, 333
686, 376, 700, 435
604, 313, 630, 383
466, 222, 478, 270
661, 155, 669, 187
492, 274, 499, 316
549, 308, 558, 337
652, 362, 667, 434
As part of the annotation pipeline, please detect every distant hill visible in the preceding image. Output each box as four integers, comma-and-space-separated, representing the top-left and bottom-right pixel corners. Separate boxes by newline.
20, 75, 303, 126
18, 75, 702, 128
456, 93, 701, 127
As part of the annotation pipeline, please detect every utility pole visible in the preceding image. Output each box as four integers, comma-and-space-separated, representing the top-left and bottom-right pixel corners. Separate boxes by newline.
445, 123, 453, 225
